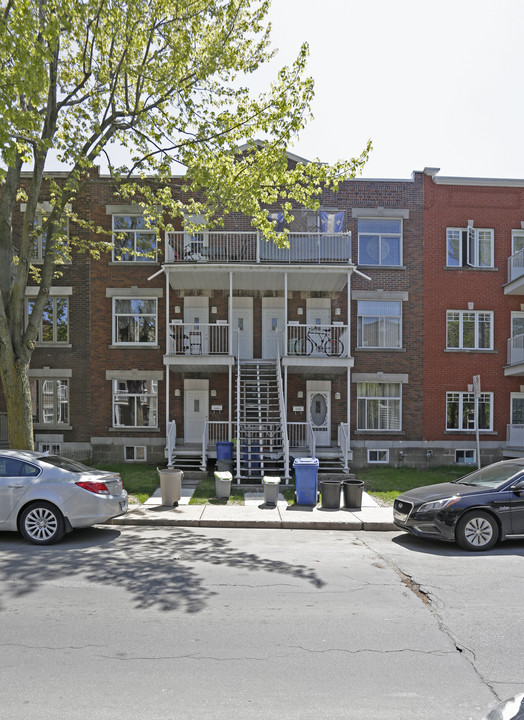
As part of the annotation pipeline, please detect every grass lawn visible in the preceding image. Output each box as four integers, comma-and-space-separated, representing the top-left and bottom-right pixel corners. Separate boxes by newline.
92, 462, 159, 504
358, 465, 471, 505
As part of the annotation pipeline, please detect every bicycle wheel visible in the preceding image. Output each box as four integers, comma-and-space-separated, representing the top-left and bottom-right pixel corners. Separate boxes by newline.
325, 337, 344, 357
294, 336, 314, 356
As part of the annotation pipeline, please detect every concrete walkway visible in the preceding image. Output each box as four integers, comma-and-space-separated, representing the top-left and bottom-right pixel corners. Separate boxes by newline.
108, 487, 396, 531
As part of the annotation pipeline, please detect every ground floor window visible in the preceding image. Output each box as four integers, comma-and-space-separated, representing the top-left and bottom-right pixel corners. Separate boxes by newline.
368, 449, 389, 463
357, 382, 401, 431
124, 445, 147, 461
113, 379, 158, 428
30, 378, 69, 425
446, 392, 492, 431
455, 449, 476, 464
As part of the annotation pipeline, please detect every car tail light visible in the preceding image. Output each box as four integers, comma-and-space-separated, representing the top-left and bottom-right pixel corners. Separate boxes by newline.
76, 481, 111, 495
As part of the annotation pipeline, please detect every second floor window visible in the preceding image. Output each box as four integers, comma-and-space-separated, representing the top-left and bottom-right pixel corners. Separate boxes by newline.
446, 310, 493, 350
33, 211, 69, 264
358, 219, 402, 266
446, 391, 492, 431
112, 214, 157, 262
113, 298, 157, 345
357, 300, 402, 349
27, 297, 69, 344
446, 226, 494, 268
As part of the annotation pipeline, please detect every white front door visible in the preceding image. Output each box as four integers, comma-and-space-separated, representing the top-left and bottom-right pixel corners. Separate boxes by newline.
307, 380, 331, 446
262, 299, 285, 359
184, 382, 209, 444
184, 297, 209, 355
232, 298, 253, 359
306, 299, 331, 357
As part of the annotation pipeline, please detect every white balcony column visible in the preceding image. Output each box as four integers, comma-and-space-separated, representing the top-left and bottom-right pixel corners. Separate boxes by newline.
284, 272, 288, 357
347, 270, 351, 354
229, 271, 233, 357
165, 271, 170, 433
228, 365, 232, 441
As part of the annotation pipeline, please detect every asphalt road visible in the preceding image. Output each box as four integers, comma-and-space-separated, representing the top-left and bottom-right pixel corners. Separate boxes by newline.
1, 526, 520, 720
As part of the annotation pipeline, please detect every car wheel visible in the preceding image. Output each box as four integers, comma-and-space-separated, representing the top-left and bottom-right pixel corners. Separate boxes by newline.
19, 502, 65, 545
456, 510, 499, 552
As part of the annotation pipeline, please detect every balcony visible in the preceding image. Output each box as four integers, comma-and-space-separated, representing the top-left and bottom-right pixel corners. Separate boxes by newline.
505, 248, 524, 294
505, 334, 524, 375
165, 231, 352, 265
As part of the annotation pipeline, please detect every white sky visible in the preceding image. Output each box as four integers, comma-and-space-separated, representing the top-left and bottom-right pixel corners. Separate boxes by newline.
262, 0, 524, 180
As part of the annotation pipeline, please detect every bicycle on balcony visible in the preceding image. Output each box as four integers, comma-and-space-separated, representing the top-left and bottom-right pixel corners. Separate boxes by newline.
294, 327, 344, 357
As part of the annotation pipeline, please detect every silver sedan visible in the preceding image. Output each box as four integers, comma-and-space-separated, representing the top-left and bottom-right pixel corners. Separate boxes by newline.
0, 450, 128, 544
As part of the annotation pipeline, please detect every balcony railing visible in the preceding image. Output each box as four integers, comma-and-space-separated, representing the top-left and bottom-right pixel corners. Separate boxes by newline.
286, 323, 348, 358
165, 231, 352, 265
507, 333, 524, 366
508, 247, 524, 283
507, 424, 524, 447
168, 322, 229, 356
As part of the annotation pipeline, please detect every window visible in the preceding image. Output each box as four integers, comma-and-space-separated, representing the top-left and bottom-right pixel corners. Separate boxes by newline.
0, 457, 40, 477
112, 215, 157, 262
113, 298, 157, 345
27, 297, 69, 343
357, 301, 401, 348
113, 379, 158, 428
357, 382, 401, 431
446, 310, 493, 350
268, 209, 344, 233
30, 378, 69, 425
358, 219, 402, 266
39, 442, 62, 455
124, 446, 147, 461
368, 449, 389, 463
446, 226, 493, 268
446, 392, 492, 431
32, 211, 69, 263
455, 449, 476, 464
512, 230, 524, 255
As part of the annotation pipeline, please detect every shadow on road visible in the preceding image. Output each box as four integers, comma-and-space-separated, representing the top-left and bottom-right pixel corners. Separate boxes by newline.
392, 531, 524, 558
0, 526, 326, 614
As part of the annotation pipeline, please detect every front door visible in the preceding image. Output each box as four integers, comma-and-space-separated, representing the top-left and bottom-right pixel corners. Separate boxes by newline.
184, 382, 209, 444
307, 380, 331, 447
306, 299, 331, 357
184, 297, 209, 355
232, 299, 253, 360
262, 299, 285, 359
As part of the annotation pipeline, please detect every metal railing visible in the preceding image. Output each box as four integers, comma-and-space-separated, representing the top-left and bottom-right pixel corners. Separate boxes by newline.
306, 421, 316, 459
165, 231, 352, 265
168, 322, 229, 356
275, 332, 290, 482
338, 422, 350, 472
507, 424, 524, 447
507, 333, 524, 366
166, 420, 176, 466
286, 323, 348, 358
508, 247, 524, 283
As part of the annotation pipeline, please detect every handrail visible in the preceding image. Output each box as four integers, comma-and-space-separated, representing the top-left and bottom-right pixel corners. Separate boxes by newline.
508, 246, 524, 283
306, 421, 316, 459
201, 421, 208, 471
338, 422, 350, 472
275, 331, 290, 482
236, 354, 241, 482
167, 420, 176, 467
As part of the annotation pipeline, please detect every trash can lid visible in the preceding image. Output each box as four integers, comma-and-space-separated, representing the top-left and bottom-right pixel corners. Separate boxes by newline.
263, 476, 280, 484
214, 471, 233, 480
216, 441, 233, 446
293, 457, 319, 467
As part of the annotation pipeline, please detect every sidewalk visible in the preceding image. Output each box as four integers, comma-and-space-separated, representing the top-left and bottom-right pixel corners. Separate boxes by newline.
109, 487, 396, 531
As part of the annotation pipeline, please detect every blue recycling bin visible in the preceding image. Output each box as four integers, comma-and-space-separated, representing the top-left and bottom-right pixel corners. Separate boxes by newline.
216, 441, 234, 460
293, 457, 319, 506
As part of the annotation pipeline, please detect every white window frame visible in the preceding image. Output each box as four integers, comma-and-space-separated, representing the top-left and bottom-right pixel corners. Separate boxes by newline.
30, 378, 69, 426
512, 230, 524, 255
368, 449, 389, 464
455, 449, 476, 465
124, 445, 147, 462
112, 379, 158, 429
357, 300, 402, 349
446, 310, 493, 350
38, 442, 62, 455
446, 226, 494, 268
112, 297, 158, 345
357, 382, 402, 431
446, 391, 493, 431
357, 218, 403, 267
27, 296, 69, 344
32, 210, 70, 264
112, 214, 157, 262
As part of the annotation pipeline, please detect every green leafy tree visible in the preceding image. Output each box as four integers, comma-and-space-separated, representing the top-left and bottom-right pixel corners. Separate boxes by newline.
0, 0, 370, 449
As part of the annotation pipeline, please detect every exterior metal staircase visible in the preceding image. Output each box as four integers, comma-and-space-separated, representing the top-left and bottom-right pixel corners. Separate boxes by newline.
235, 360, 286, 480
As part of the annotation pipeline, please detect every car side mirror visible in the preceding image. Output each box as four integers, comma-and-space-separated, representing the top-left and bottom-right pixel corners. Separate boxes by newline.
510, 480, 524, 493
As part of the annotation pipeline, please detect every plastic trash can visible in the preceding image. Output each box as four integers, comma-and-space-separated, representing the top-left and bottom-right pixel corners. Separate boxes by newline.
342, 479, 364, 509
157, 467, 183, 506
214, 470, 232, 500
216, 441, 234, 460
293, 457, 319, 506
263, 476, 280, 506
320, 479, 342, 509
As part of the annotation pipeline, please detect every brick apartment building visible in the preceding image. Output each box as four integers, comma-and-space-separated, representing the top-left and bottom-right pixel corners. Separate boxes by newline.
12, 161, 524, 474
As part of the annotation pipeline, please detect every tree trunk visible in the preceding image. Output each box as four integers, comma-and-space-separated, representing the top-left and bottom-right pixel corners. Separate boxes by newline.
0, 354, 34, 450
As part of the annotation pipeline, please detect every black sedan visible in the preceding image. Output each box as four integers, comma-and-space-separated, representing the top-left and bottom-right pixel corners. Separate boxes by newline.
393, 458, 524, 551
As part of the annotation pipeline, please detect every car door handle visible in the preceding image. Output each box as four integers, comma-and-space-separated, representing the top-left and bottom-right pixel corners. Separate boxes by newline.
8, 484, 24, 489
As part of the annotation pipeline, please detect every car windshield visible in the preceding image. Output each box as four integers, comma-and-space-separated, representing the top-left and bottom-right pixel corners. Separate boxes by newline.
37, 455, 96, 473
455, 463, 524, 489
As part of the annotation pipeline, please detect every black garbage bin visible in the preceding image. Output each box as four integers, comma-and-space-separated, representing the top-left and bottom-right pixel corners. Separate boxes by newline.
342, 479, 364, 510
320, 479, 342, 509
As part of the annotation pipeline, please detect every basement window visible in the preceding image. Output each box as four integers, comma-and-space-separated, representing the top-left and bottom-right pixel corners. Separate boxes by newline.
124, 446, 147, 462
368, 449, 389, 464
